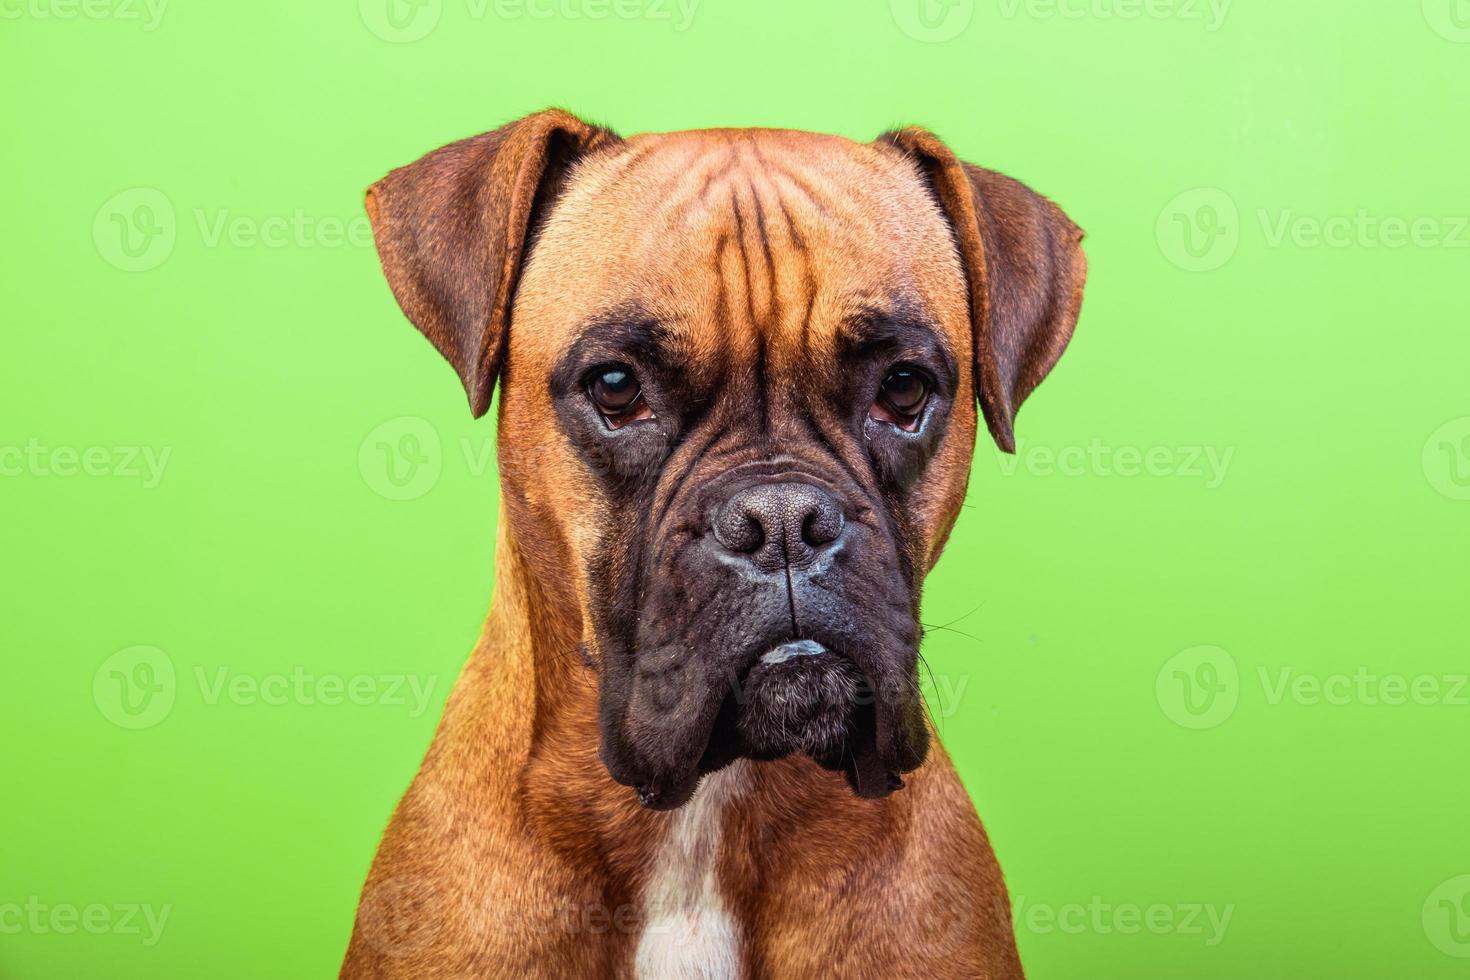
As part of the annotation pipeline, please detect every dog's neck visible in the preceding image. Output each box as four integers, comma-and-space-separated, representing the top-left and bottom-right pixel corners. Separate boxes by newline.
457, 500, 590, 765
422, 498, 981, 976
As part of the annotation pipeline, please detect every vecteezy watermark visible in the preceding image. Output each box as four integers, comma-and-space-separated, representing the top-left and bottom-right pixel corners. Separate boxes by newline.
893, 0, 1228, 41
890, 0, 975, 42
1423, 417, 1470, 501
93, 647, 440, 729
93, 187, 372, 272
461, 866, 647, 943
996, 439, 1234, 488
94, 187, 176, 272
0, 0, 167, 30
1156, 188, 1240, 272
996, 0, 1230, 31
1257, 210, 1470, 251
94, 646, 178, 729
0, 439, 171, 488
0, 898, 171, 946
194, 666, 438, 717
1423, 0, 1470, 43
358, 0, 441, 41
357, 415, 520, 500
354, 874, 447, 956
1156, 645, 1239, 729
359, 416, 445, 501
193, 208, 373, 251
1157, 646, 1470, 730
1011, 895, 1234, 946
1424, 875, 1470, 958
366, 866, 727, 953
1158, 187, 1470, 272
1258, 666, 1469, 709
358, 0, 700, 43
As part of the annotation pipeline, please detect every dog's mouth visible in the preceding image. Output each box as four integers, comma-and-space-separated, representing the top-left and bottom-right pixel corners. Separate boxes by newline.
733, 640, 863, 759
622, 640, 927, 811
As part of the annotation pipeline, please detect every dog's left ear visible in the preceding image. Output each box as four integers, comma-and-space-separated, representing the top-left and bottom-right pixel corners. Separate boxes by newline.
879, 128, 1087, 453
366, 109, 622, 418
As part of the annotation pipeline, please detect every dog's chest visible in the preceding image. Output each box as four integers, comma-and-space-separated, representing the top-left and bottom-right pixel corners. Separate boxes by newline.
634, 762, 751, 979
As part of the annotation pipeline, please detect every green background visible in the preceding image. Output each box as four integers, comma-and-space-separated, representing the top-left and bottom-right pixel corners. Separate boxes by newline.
3, 0, 1468, 976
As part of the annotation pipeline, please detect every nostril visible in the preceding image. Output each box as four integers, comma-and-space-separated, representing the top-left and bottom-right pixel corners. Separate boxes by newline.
713, 503, 765, 554
801, 504, 844, 548
712, 481, 845, 561
739, 515, 764, 553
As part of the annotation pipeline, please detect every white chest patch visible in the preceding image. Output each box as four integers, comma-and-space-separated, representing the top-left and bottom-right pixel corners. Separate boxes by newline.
634, 761, 750, 979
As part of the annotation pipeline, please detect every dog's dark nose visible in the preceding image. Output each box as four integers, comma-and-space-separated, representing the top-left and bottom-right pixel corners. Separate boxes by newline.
712, 481, 845, 570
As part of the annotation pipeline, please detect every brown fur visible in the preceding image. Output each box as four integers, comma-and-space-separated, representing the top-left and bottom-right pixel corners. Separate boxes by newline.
341, 110, 1086, 979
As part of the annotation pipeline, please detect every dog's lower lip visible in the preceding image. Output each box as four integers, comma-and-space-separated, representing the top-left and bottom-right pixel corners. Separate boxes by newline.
758, 639, 828, 665
635, 775, 701, 811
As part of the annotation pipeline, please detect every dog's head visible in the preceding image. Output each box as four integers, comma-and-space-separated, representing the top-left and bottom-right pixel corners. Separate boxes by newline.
366, 110, 1086, 809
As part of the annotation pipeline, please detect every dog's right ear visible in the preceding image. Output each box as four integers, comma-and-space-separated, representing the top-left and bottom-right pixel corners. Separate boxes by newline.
879, 127, 1087, 454
365, 109, 621, 418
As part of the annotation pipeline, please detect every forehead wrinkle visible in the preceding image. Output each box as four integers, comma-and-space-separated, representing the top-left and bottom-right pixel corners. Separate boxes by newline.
540, 129, 965, 388
728, 180, 778, 340
748, 140, 910, 234
661, 151, 822, 346
649, 147, 743, 234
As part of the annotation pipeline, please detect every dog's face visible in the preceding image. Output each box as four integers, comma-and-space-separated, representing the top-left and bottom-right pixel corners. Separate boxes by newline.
366, 111, 1086, 809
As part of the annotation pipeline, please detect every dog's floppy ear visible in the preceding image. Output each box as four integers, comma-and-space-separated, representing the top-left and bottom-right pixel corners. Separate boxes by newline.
365, 109, 621, 417
879, 128, 1087, 453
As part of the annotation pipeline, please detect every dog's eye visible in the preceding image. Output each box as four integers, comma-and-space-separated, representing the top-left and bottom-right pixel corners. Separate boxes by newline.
871, 367, 930, 430
587, 366, 654, 428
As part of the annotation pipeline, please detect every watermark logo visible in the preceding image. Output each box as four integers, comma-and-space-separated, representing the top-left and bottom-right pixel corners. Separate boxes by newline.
1156, 645, 1238, 729
194, 665, 437, 717
359, 0, 441, 42
95, 189, 373, 271
0, 440, 171, 488
463, 866, 610, 942
361, 0, 699, 41
1157, 187, 1239, 272
1160, 189, 1470, 272
0, 0, 168, 30
355, 874, 446, 956
913, 871, 983, 957
194, 208, 373, 250
94, 647, 439, 725
891, 0, 975, 42
1424, 875, 1470, 957
996, 439, 1234, 488
93, 187, 176, 272
1012, 895, 1234, 946
1162, 655, 1470, 731
491, 0, 700, 28
93, 646, 177, 729
1259, 667, 1467, 708
996, 0, 1230, 31
1423, 417, 1470, 501
359, 416, 443, 501
1258, 210, 1469, 251
1423, 0, 1470, 43
0, 898, 171, 946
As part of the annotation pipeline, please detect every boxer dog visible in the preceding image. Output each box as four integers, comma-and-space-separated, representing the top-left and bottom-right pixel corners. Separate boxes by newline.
341, 109, 1086, 978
